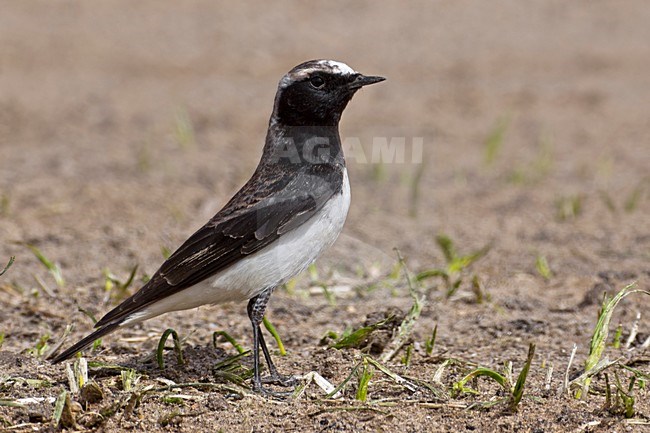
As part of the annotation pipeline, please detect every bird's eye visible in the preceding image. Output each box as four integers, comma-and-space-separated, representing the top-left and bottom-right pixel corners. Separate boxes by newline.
309, 76, 325, 89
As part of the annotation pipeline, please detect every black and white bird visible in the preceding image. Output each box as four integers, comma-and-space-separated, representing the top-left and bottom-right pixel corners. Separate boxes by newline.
50, 60, 385, 394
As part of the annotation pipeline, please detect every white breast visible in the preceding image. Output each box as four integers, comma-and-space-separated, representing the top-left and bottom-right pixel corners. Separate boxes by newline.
123, 169, 351, 325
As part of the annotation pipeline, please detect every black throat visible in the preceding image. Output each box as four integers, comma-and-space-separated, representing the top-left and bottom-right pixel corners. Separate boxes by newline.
262, 120, 345, 168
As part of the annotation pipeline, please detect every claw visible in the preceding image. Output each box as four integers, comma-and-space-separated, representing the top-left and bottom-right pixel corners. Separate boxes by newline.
252, 380, 294, 399
260, 373, 297, 388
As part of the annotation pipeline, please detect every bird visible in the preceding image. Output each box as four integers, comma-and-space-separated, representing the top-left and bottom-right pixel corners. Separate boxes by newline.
50, 59, 385, 394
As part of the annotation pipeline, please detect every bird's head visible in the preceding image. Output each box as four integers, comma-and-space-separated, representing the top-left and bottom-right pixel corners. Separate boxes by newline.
272, 60, 385, 127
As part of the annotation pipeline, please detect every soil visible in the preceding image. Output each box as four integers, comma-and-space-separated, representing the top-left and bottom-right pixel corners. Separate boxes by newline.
1, 1, 650, 432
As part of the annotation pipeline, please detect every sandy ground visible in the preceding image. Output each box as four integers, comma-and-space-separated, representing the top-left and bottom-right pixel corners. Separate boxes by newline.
1, 1, 650, 432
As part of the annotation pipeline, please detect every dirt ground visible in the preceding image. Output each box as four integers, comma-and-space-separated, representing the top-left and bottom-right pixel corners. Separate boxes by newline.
1, 1, 650, 432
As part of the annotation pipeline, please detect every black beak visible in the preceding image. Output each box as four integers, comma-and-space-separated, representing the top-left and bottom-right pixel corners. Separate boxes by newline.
348, 74, 386, 90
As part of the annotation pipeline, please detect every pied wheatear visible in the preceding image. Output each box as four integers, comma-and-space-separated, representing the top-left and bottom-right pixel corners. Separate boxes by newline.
51, 60, 385, 394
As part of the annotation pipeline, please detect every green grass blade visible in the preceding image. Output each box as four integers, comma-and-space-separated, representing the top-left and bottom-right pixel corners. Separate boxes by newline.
409, 157, 426, 217
380, 304, 422, 361
624, 184, 644, 213
380, 250, 425, 362
415, 268, 448, 282
121, 369, 140, 392
401, 343, 414, 366
453, 367, 509, 396
356, 358, 373, 401
174, 106, 195, 149
325, 362, 361, 399
535, 255, 552, 280
23, 243, 64, 287
87, 361, 133, 371
52, 390, 67, 427
575, 283, 649, 398
510, 343, 536, 411
212, 330, 245, 354
263, 316, 286, 356
484, 115, 510, 166
213, 350, 251, 370
331, 315, 395, 350
122, 265, 138, 291
156, 328, 184, 369
435, 234, 456, 263
0, 399, 25, 408
365, 356, 418, 392
0, 256, 14, 277
448, 245, 490, 274
425, 325, 438, 355
161, 246, 172, 259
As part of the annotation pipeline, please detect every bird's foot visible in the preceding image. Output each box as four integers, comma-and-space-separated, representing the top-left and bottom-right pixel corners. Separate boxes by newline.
260, 372, 298, 388
252, 380, 295, 399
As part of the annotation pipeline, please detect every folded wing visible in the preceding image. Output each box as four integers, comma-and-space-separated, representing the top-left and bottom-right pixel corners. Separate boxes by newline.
94, 163, 343, 328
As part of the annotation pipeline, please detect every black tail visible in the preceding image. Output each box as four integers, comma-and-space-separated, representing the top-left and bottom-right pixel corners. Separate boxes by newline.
49, 322, 120, 364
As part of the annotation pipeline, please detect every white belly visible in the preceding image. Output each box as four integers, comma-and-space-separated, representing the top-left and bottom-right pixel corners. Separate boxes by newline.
123, 169, 351, 325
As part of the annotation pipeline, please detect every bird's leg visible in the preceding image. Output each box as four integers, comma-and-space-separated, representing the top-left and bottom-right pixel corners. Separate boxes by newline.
258, 331, 297, 387
247, 293, 268, 393
247, 289, 295, 394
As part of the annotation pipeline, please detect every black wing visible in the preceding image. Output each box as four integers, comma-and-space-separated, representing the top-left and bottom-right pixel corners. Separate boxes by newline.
94, 163, 343, 328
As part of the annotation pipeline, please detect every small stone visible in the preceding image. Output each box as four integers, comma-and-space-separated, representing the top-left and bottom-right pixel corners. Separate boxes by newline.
80, 381, 105, 405
28, 411, 46, 423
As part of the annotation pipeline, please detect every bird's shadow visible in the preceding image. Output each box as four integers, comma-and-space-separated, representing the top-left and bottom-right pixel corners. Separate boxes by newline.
92, 344, 252, 387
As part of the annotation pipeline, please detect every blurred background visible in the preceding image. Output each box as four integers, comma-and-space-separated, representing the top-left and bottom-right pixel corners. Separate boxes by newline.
1, 0, 649, 364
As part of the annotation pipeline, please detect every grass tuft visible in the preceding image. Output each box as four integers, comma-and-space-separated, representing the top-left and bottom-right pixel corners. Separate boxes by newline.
212, 351, 253, 386
416, 234, 490, 297
610, 372, 637, 418
453, 343, 536, 412
380, 250, 425, 362
510, 343, 536, 411
27, 334, 50, 358
330, 314, 396, 350
103, 265, 138, 301
120, 369, 141, 392
75, 307, 103, 351
571, 282, 648, 399
22, 243, 64, 288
